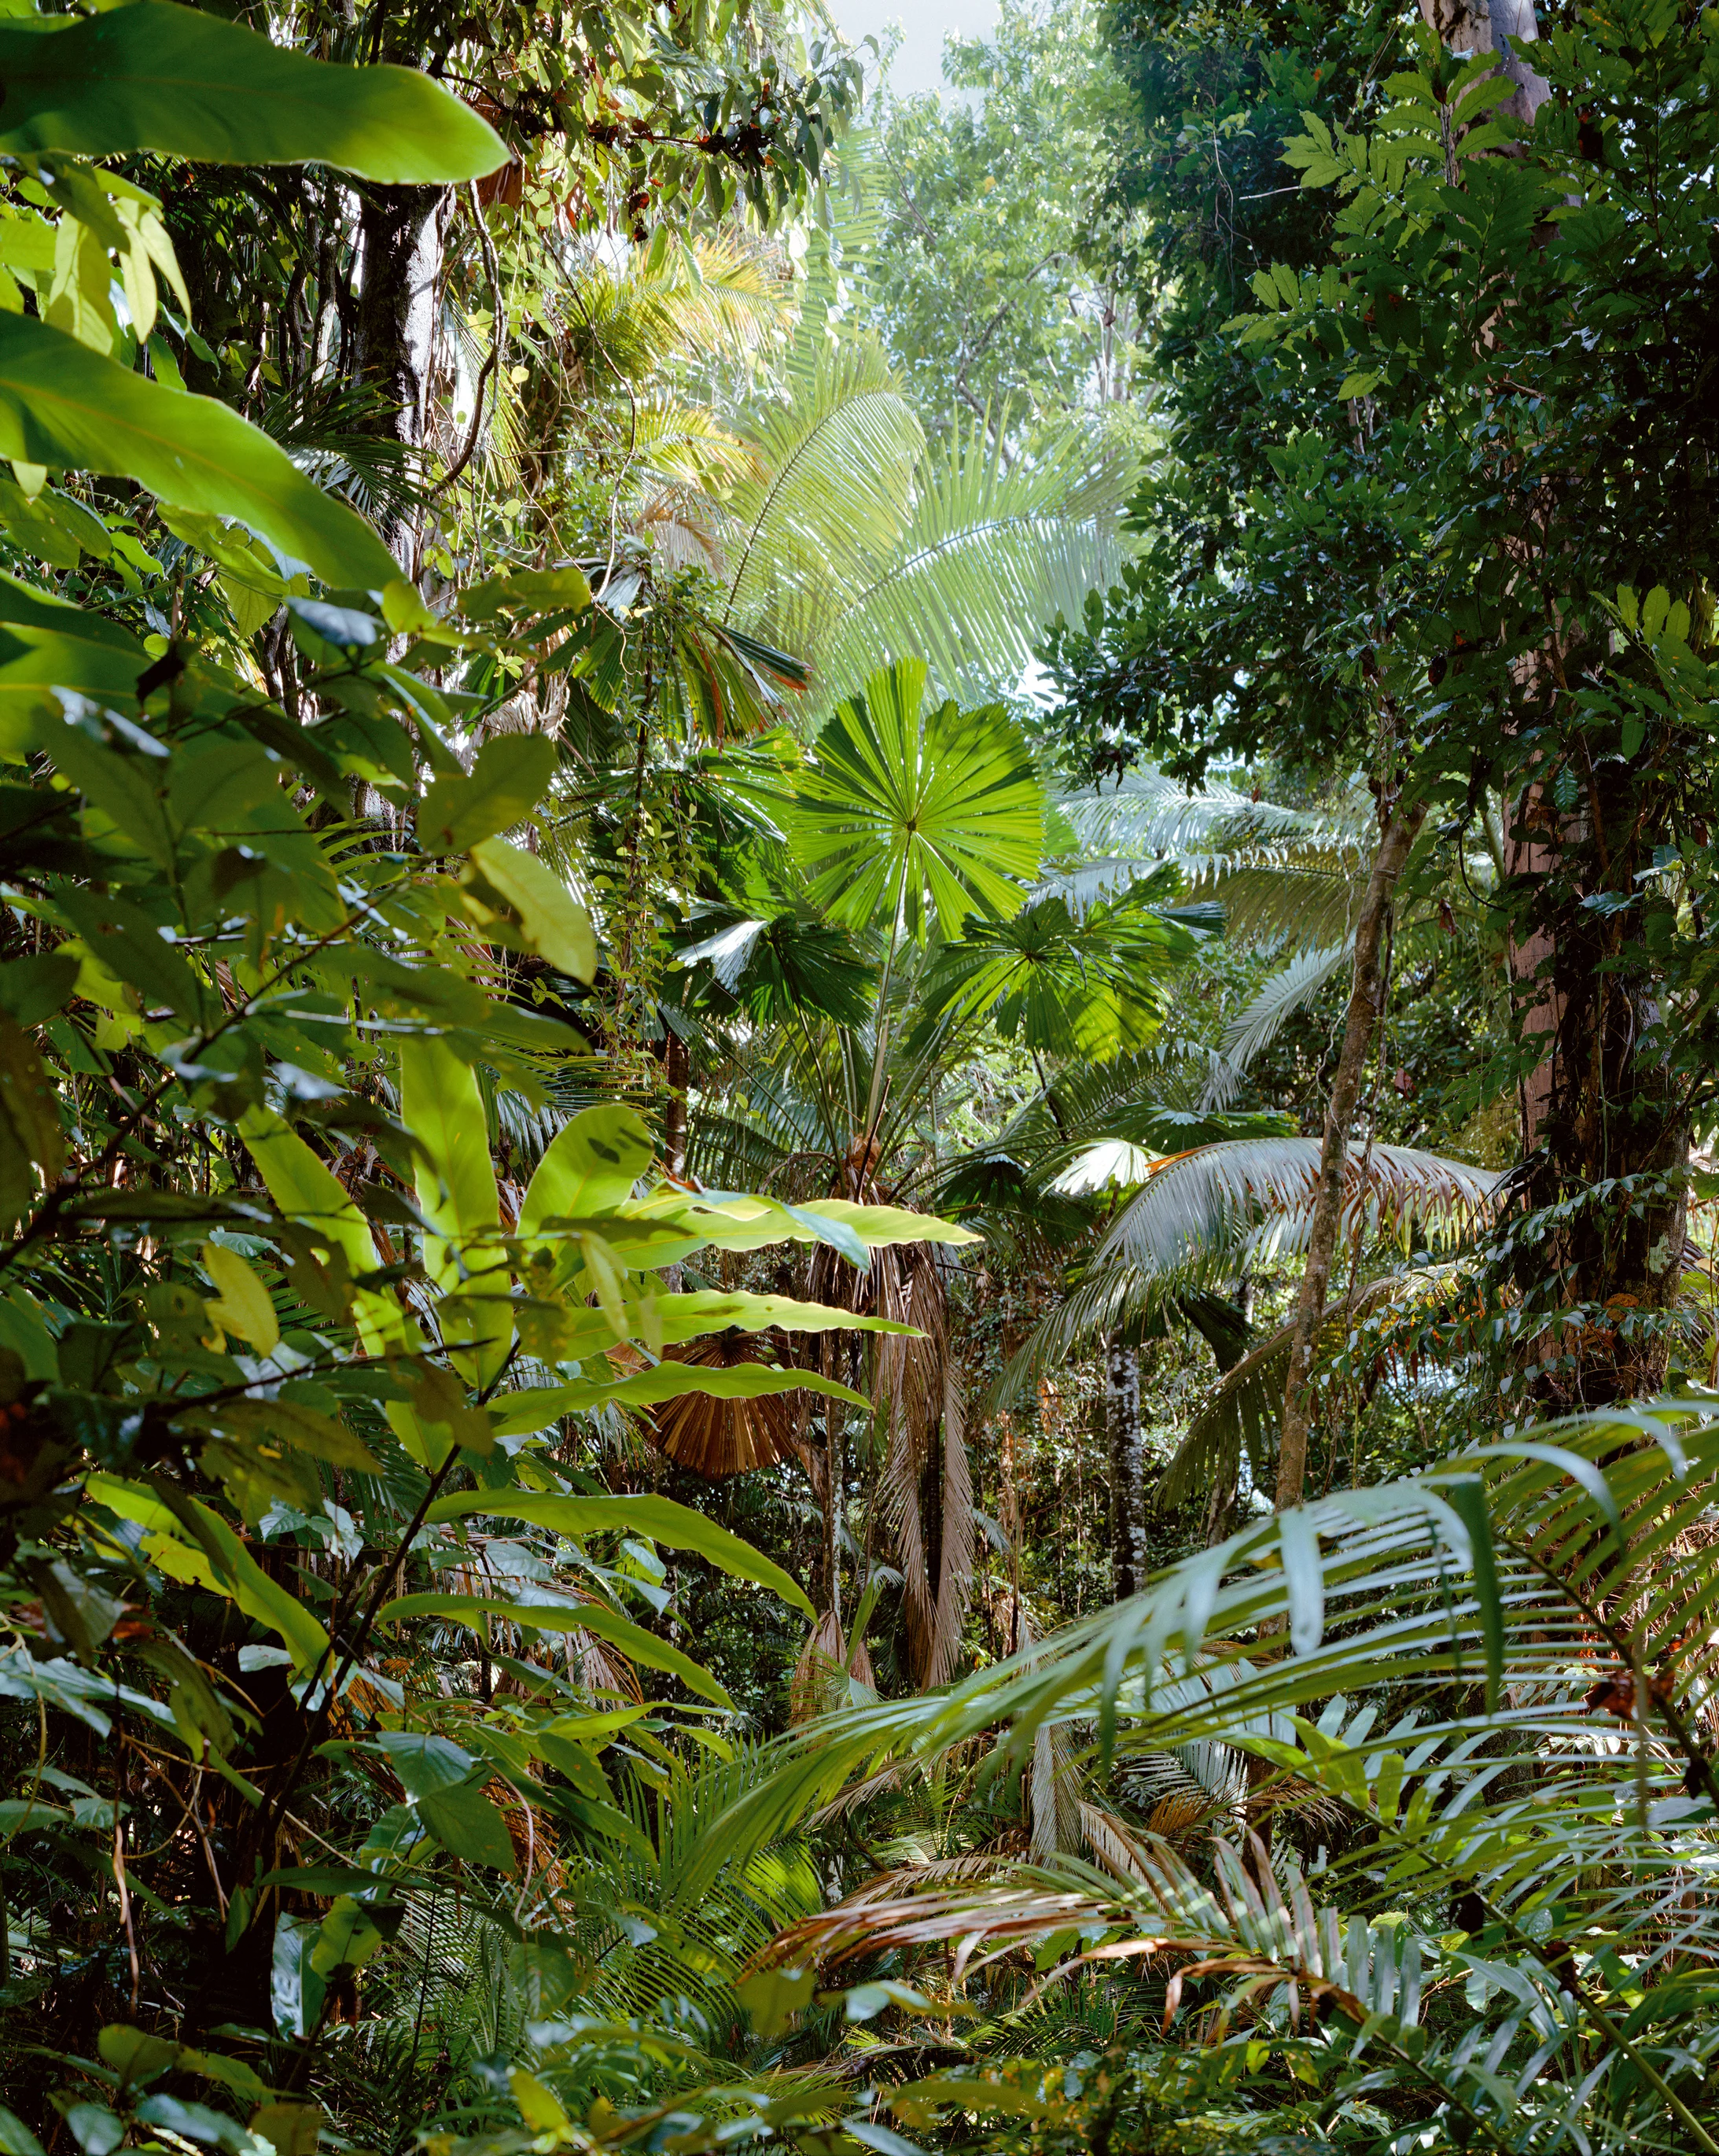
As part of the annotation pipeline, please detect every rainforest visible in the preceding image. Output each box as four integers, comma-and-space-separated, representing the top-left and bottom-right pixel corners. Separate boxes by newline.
0, 1, 1716, 2151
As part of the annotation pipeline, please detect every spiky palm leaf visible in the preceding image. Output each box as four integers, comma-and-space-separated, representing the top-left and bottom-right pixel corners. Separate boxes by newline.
709, 1405, 1719, 2152
1217, 939, 1352, 1073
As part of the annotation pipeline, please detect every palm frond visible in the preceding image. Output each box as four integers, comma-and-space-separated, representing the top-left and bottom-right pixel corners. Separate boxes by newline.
813, 413, 1131, 707
1218, 941, 1352, 1073
1098, 1138, 1500, 1276
723, 333, 924, 651
1056, 772, 1370, 868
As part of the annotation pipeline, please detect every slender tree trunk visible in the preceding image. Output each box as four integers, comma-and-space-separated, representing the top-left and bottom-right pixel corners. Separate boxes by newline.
1275, 800, 1425, 1510
355, 182, 448, 570
661, 1030, 689, 1179
1106, 1336, 1146, 1601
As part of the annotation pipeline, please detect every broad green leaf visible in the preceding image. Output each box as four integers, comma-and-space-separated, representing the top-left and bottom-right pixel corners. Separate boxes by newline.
518, 1105, 653, 1237
419, 734, 555, 852
0, 6, 507, 183
375, 1592, 731, 1703
0, 953, 79, 1028
469, 835, 595, 982
308, 1897, 388, 1977
97, 2025, 179, 2084
204, 1398, 379, 1473
271, 1914, 325, 2043
399, 1035, 506, 1384
0, 2107, 46, 2156
0, 1009, 63, 1218
0, 623, 145, 704
509, 1284, 920, 1366
1279, 1509, 1324, 1657
0, 313, 395, 588
85, 1472, 330, 1675
415, 1782, 517, 1873
509, 2072, 570, 2137
737, 1964, 815, 2037
486, 1361, 871, 1438
424, 1490, 815, 1619
199, 1241, 279, 1354
238, 1106, 414, 1354
374, 1730, 474, 1799
399, 1036, 500, 1249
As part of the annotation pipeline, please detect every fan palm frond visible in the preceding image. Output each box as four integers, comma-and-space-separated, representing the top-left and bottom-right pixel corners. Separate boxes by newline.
652, 1332, 804, 1477
812, 412, 1130, 706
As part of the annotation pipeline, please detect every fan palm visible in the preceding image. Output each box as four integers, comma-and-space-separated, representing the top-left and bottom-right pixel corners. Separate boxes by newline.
679, 664, 1212, 1687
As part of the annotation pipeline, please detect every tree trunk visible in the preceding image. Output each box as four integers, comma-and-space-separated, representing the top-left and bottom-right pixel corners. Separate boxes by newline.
1106, 1336, 1146, 1601
1275, 799, 1425, 1510
1508, 784, 1691, 1406
1419, 0, 1549, 128
1417, 0, 1688, 1405
355, 182, 447, 570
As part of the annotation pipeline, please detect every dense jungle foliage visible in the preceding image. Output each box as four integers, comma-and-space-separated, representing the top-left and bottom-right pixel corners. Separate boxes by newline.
1, 0, 1717, 2152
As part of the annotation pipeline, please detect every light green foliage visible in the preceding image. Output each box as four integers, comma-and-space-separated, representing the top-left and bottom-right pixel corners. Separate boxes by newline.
846, 0, 1139, 448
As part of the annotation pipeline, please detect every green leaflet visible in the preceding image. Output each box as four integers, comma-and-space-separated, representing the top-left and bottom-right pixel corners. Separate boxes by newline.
424, 1490, 815, 1619
0, 314, 395, 589
375, 1592, 731, 1705
0, 6, 506, 183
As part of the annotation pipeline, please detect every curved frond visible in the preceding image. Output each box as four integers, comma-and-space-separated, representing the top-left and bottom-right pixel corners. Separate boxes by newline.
1218, 941, 1351, 1071
1099, 1138, 1501, 1275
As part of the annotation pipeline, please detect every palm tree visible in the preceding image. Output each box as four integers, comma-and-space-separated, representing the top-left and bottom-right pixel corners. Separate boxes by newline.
676, 662, 1215, 1689
709, 1402, 1719, 2156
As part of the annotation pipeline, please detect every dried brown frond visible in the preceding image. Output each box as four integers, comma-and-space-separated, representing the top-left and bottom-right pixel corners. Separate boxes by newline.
652, 1329, 799, 1476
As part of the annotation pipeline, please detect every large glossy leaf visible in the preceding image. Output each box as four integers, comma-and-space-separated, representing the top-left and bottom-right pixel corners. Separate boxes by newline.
0, 6, 506, 182
487, 1362, 872, 1438
399, 1036, 506, 1384
85, 1473, 329, 1676
425, 1490, 815, 1619
519, 1106, 655, 1239
793, 659, 1045, 939
0, 315, 395, 588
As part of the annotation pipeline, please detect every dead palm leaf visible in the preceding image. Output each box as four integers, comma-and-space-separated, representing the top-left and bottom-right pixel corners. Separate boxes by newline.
653, 1331, 801, 1477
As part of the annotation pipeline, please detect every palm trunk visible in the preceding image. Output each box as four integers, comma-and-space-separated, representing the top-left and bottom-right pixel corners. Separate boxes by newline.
1275, 800, 1425, 1510
1106, 1336, 1146, 1601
